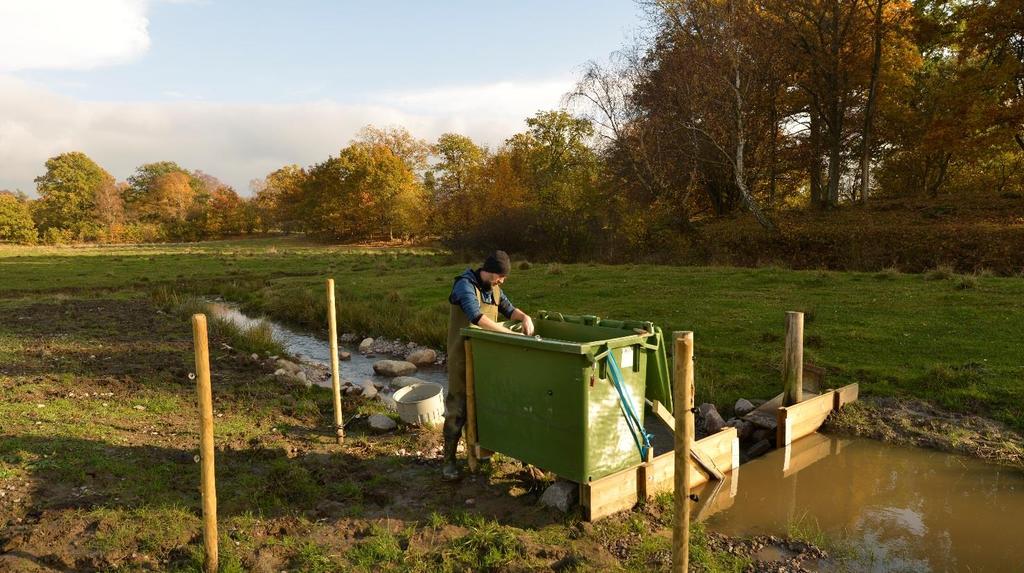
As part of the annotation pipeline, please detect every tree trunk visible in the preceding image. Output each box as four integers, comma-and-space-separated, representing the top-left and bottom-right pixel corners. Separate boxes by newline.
826, 0, 843, 208
768, 87, 779, 208
809, 109, 824, 208
733, 62, 775, 231
859, 0, 885, 204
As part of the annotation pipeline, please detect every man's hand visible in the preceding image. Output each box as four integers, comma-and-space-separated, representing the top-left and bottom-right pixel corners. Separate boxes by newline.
521, 314, 535, 336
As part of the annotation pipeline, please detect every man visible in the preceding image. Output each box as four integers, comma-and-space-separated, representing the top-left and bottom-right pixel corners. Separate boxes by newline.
442, 250, 534, 480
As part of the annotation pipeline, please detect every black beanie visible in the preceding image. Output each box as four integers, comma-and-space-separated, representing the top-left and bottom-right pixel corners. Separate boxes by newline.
481, 250, 511, 275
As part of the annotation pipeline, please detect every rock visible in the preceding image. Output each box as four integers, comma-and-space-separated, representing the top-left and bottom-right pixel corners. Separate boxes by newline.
340, 333, 357, 343
698, 403, 727, 434
250, 353, 259, 361
730, 419, 755, 440
747, 439, 773, 458
734, 398, 755, 417
344, 385, 362, 396
372, 379, 385, 390
391, 376, 428, 389
275, 371, 304, 386
133, 405, 146, 411
360, 381, 378, 399
373, 360, 417, 377
406, 348, 437, 366
367, 413, 397, 431
339, 351, 352, 361
751, 427, 772, 443
275, 358, 302, 374
358, 337, 375, 354
539, 480, 579, 512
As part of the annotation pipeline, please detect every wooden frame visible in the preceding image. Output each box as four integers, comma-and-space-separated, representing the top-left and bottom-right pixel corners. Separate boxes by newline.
581, 427, 739, 521
776, 390, 834, 447
776, 382, 860, 447
834, 383, 859, 410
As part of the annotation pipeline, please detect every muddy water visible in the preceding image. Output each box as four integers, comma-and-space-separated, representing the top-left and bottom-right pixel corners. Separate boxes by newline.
696, 433, 1024, 572
205, 302, 449, 389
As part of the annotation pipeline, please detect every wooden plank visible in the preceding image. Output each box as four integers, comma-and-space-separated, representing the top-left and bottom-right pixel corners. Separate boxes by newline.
643, 428, 738, 497
583, 427, 739, 522
776, 391, 835, 447
581, 464, 639, 521
648, 400, 723, 480
464, 341, 479, 472
833, 383, 859, 410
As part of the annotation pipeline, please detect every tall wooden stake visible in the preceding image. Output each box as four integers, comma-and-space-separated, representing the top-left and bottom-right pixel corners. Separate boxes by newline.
327, 279, 344, 444
672, 331, 694, 573
464, 340, 479, 473
192, 314, 218, 573
782, 311, 804, 406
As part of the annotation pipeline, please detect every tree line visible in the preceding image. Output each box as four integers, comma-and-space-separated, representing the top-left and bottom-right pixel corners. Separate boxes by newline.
2, 1, 1020, 261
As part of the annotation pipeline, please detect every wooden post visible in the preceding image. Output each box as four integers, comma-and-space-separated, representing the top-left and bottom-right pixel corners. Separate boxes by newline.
191, 314, 218, 573
464, 340, 479, 472
672, 331, 694, 573
782, 311, 804, 406
326, 279, 344, 444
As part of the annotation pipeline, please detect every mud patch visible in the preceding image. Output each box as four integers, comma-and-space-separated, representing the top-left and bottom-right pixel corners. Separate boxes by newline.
823, 396, 1024, 467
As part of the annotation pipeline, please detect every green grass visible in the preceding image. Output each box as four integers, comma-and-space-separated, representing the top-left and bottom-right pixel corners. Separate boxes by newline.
3, 237, 1021, 430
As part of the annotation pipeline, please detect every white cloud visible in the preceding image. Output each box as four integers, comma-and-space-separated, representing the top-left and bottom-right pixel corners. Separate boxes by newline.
0, 75, 571, 195
381, 79, 574, 118
0, 0, 150, 72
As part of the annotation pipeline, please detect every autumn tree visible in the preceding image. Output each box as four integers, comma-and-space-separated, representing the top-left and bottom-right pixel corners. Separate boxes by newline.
304, 142, 424, 241
0, 191, 37, 244
254, 165, 308, 232
428, 133, 488, 235
33, 151, 116, 238
356, 125, 431, 172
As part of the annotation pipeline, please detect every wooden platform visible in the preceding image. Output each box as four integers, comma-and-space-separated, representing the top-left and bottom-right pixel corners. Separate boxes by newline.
581, 427, 739, 521
776, 382, 859, 447
579, 382, 859, 521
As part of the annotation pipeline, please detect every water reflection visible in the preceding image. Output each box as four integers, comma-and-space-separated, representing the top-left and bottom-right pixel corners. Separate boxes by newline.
697, 433, 1024, 572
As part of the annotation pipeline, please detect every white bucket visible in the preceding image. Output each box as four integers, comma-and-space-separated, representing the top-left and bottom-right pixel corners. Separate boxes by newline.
393, 382, 445, 426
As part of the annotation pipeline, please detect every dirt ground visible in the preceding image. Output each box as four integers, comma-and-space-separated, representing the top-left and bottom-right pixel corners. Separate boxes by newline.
0, 294, 837, 572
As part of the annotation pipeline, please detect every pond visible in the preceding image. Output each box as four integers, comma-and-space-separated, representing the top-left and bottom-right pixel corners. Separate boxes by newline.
695, 433, 1024, 572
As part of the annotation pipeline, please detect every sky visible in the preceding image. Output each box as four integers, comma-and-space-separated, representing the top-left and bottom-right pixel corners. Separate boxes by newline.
0, 0, 645, 196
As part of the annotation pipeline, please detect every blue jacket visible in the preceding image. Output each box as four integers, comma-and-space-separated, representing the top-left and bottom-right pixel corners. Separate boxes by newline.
449, 268, 516, 325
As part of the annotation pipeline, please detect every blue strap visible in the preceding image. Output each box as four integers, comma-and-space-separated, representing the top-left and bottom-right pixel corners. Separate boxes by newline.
607, 352, 653, 460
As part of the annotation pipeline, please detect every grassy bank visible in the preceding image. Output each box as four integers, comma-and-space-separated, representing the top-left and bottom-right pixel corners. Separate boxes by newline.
0, 288, 798, 571
3, 237, 1022, 432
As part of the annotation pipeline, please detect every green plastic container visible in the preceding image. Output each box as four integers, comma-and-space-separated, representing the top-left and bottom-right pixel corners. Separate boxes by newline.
463, 311, 669, 483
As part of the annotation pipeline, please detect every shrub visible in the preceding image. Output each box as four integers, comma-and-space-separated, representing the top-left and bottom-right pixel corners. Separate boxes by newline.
955, 275, 978, 290
924, 264, 956, 281
0, 193, 38, 244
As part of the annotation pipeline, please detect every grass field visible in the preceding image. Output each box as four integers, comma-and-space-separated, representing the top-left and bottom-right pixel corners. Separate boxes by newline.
1, 236, 1021, 570
3, 236, 1022, 431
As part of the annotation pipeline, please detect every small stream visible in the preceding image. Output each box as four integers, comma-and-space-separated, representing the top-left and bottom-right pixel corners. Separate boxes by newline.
694, 433, 1024, 572
207, 302, 1024, 570
205, 301, 449, 389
